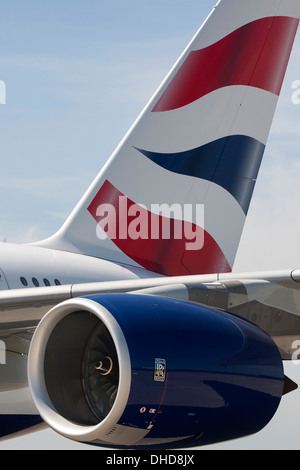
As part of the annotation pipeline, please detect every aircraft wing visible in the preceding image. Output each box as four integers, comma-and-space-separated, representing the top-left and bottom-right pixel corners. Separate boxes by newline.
2, 268, 300, 360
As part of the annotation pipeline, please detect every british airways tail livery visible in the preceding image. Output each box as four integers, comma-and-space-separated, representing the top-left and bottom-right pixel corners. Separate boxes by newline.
0, 0, 300, 450
36, 0, 299, 276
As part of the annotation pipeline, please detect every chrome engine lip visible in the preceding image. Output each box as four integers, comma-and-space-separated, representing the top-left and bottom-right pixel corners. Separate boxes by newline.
28, 297, 131, 442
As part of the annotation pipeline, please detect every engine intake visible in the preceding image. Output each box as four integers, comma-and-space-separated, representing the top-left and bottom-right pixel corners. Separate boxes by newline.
28, 293, 285, 449
28, 296, 132, 444
45, 311, 120, 425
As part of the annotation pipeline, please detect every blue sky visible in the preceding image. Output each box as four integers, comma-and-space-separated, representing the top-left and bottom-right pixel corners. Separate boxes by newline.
0, 0, 300, 450
0, 1, 218, 244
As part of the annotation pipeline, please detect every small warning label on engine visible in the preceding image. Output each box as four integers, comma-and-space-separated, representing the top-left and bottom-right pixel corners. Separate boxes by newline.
154, 358, 166, 382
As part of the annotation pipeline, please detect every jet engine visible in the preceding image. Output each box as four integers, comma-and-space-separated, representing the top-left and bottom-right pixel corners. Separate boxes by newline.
28, 293, 285, 449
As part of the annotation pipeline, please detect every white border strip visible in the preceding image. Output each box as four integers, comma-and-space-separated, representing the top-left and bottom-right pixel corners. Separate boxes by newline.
191, 0, 300, 51
132, 86, 277, 153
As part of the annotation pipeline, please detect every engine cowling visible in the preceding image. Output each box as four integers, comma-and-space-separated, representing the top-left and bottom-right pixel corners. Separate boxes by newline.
28, 293, 284, 449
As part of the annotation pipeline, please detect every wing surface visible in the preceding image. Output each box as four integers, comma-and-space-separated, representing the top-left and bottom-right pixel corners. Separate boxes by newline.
1, 269, 300, 360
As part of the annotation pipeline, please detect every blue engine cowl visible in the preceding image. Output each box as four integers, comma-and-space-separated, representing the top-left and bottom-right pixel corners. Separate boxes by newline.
28, 293, 284, 449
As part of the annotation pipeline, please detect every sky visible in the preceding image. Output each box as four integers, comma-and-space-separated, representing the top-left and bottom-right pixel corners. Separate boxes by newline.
0, 0, 300, 450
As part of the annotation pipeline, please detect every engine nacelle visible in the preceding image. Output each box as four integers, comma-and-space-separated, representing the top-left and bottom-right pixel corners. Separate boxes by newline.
28, 293, 284, 449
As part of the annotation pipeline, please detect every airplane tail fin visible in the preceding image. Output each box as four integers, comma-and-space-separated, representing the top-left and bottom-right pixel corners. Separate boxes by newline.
36, 0, 300, 276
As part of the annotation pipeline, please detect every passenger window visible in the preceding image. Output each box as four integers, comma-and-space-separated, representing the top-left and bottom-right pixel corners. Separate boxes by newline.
43, 278, 50, 286
54, 279, 61, 285
32, 277, 39, 287
20, 277, 28, 286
